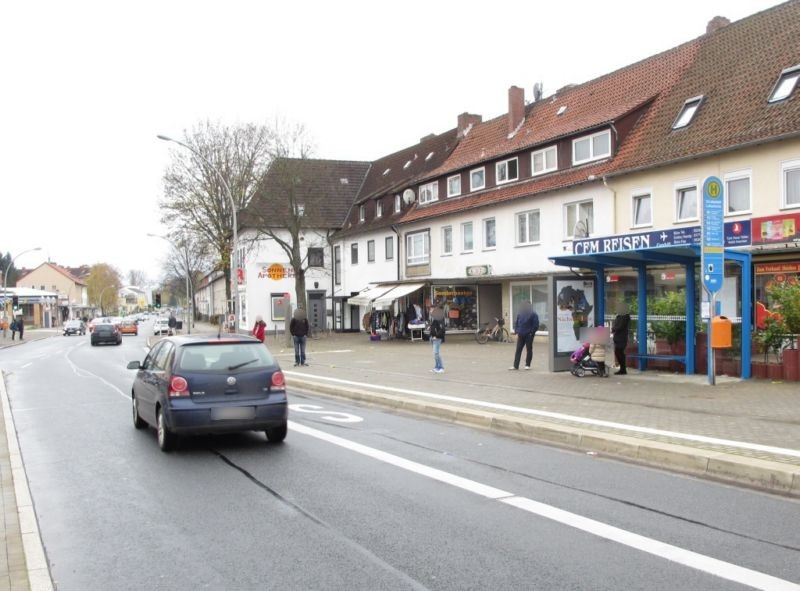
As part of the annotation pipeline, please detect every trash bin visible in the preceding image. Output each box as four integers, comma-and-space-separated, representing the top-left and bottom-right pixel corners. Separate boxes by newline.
711, 316, 732, 348
176, 320, 183, 331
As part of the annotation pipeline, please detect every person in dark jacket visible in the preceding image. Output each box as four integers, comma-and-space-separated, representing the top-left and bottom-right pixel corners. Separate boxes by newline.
168, 313, 177, 335
290, 307, 310, 366
612, 305, 631, 375
16, 316, 24, 340
510, 301, 539, 370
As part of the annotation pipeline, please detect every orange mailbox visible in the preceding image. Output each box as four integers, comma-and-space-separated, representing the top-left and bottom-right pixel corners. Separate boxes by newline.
711, 316, 732, 348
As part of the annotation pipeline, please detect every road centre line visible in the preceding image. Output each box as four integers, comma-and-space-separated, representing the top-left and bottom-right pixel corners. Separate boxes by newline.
21, 363, 32, 368
286, 373, 800, 459
289, 421, 800, 591
64, 348, 130, 400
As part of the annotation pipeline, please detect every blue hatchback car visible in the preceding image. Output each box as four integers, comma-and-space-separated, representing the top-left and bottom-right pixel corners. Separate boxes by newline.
127, 335, 288, 451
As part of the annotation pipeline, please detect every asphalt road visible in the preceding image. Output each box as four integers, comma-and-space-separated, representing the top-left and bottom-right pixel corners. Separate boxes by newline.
2, 323, 799, 590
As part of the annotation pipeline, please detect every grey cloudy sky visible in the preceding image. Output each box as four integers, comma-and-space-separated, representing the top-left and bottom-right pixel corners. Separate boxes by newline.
0, 0, 783, 284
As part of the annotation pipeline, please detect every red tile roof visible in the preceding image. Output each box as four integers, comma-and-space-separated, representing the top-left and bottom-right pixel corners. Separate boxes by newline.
16, 262, 86, 286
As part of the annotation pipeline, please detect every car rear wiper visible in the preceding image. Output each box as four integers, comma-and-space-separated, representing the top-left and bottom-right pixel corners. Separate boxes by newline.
228, 359, 258, 370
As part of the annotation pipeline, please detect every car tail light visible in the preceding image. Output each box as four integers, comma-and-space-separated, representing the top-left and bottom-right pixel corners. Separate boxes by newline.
271, 371, 285, 390
168, 375, 190, 397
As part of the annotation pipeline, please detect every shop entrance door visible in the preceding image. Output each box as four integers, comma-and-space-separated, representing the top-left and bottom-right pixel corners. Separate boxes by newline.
478, 284, 502, 327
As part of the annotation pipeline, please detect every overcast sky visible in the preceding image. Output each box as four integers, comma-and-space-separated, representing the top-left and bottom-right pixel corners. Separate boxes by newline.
0, 0, 784, 285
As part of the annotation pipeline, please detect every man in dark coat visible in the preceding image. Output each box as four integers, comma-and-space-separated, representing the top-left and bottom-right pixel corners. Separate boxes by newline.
612, 305, 631, 375
510, 301, 539, 370
290, 307, 310, 366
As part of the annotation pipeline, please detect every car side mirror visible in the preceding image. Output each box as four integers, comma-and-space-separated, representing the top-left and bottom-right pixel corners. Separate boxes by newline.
127, 361, 141, 370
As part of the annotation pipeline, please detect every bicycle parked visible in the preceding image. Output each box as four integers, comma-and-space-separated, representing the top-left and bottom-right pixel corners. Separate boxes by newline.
475, 317, 510, 344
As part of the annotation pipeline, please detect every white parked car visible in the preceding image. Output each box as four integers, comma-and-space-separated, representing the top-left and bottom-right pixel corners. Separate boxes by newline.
153, 318, 170, 335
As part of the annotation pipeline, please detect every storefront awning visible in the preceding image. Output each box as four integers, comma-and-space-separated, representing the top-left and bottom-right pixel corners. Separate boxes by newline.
347, 284, 398, 307
550, 245, 702, 269
372, 282, 425, 307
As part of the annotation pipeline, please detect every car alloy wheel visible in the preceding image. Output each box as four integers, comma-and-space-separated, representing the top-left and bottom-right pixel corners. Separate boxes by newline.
157, 408, 175, 452
132, 395, 146, 429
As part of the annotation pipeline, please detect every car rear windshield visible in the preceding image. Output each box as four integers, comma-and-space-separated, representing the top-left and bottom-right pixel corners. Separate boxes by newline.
177, 343, 276, 372
96, 325, 114, 333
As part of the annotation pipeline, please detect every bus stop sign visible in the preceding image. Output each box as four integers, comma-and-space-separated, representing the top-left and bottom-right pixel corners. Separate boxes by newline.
702, 176, 725, 293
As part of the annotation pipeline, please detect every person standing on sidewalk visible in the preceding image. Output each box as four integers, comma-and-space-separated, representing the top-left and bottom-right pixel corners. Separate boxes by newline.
16, 316, 24, 340
168, 312, 177, 336
290, 307, 310, 366
251, 315, 266, 343
510, 301, 539, 370
429, 303, 446, 374
612, 305, 631, 375
9, 318, 17, 340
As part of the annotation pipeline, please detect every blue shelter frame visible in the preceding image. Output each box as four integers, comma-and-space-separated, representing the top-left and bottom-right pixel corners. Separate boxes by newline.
549, 245, 752, 378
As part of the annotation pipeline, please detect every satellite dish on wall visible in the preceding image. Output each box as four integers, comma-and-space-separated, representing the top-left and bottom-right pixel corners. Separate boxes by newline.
402, 189, 416, 205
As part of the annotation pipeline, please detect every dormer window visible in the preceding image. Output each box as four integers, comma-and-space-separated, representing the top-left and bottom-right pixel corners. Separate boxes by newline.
769, 65, 800, 103
419, 181, 438, 204
447, 174, 461, 197
572, 130, 611, 165
359, 204, 366, 222
470, 167, 486, 191
496, 158, 518, 185
532, 146, 557, 176
394, 194, 401, 212
376, 201, 383, 218
672, 95, 704, 129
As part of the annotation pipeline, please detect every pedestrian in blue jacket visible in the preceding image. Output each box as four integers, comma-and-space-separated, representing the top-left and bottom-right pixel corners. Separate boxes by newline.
510, 301, 539, 370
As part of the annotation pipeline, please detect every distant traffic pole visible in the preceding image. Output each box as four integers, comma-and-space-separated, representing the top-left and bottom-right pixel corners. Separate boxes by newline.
147, 233, 191, 335
3, 247, 42, 316
157, 134, 239, 334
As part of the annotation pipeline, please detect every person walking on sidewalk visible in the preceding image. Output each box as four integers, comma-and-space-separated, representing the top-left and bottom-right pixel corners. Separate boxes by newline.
612, 305, 631, 375
290, 307, 310, 366
251, 315, 266, 343
168, 313, 177, 336
16, 316, 24, 340
10, 318, 17, 340
510, 301, 539, 370
429, 303, 446, 374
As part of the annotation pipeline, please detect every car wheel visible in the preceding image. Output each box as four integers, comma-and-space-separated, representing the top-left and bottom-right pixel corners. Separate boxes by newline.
132, 395, 146, 429
265, 422, 288, 443
157, 407, 176, 452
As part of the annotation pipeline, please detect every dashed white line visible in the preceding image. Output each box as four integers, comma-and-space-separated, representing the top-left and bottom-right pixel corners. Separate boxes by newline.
21, 363, 32, 368
289, 420, 800, 591
286, 373, 800, 459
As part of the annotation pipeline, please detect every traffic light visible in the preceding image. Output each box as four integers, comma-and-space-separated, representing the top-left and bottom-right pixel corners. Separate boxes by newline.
155, 293, 161, 308
12, 295, 18, 307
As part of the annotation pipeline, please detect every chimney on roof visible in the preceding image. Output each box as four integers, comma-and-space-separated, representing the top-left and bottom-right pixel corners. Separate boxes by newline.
706, 15, 730, 34
457, 112, 482, 139
419, 133, 436, 143
508, 86, 525, 134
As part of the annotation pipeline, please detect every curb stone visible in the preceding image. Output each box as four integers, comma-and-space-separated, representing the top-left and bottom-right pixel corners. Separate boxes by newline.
288, 376, 800, 498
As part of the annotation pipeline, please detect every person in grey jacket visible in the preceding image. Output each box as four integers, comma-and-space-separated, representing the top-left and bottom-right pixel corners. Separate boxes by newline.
510, 301, 539, 370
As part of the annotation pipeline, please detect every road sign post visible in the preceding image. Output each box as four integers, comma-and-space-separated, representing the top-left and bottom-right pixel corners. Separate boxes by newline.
702, 176, 725, 385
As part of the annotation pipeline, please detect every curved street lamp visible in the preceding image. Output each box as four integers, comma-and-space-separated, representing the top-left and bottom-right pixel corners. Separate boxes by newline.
97, 285, 117, 316
157, 134, 239, 333
147, 233, 191, 334
3, 247, 42, 316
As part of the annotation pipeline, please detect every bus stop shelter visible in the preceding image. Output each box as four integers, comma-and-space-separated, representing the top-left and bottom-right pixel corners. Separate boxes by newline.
549, 244, 752, 378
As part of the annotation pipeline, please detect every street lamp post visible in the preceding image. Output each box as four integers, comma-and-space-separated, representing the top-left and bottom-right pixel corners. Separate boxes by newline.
97, 285, 115, 316
147, 233, 191, 335
157, 134, 239, 333
3, 247, 42, 318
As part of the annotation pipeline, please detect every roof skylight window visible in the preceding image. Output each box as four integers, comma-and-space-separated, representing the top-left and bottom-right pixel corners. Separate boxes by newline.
768, 65, 800, 103
556, 106, 567, 116
425, 152, 434, 161
403, 160, 412, 169
383, 168, 391, 176
672, 95, 703, 129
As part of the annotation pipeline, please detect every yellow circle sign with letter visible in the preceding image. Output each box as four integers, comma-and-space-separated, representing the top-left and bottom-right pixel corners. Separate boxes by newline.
707, 180, 721, 198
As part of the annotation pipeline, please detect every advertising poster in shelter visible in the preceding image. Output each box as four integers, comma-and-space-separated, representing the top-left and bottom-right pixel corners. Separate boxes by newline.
554, 279, 595, 353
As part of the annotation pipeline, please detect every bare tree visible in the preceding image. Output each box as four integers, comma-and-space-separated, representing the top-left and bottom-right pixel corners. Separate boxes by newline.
128, 269, 147, 287
160, 233, 212, 322
86, 263, 123, 315
159, 120, 274, 307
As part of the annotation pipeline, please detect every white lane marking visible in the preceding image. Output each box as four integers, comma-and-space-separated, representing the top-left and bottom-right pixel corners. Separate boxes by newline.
21, 363, 32, 368
289, 421, 511, 499
289, 403, 364, 423
289, 421, 800, 591
64, 348, 130, 400
286, 373, 800, 459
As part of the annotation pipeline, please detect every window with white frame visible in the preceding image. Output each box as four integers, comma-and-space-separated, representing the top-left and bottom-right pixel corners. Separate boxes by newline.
516, 210, 540, 245
483, 218, 496, 248
441, 226, 453, 255
632, 192, 652, 227
447, 174, 461, 197
394, 194, 401, 212
351, 243, 359, 264
406, 231, 430, 265
532, 146, 557, 176
676, 184, 698, 221
783, 160, 800, 208
724, 172, 751, 214
564, 201, 594, 238
462, 222, 474, 252
419, 181, 438, 204
672, 96, 704, 129
385, 236, 394, 260
358, 205, 366, 222
334, 246, 341, 285
495, 158, 518, 184
367, 240, 375, 262
572, 130, 611, 165
376, 200, 383, 218
769, 65, 800, 103
470, 167, 485, 191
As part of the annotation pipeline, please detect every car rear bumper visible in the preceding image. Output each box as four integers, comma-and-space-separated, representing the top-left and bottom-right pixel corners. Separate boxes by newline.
165, 396, 288, 435
92, 336, 121, 344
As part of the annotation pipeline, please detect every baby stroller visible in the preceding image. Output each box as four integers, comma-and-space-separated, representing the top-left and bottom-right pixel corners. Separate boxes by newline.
569, 343, 609, 377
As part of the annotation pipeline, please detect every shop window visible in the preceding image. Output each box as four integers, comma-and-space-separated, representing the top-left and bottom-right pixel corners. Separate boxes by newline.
725, 172, 751, 214
511, 282, 548, 332
431, 285, 478, 331
632, 192, 652, 227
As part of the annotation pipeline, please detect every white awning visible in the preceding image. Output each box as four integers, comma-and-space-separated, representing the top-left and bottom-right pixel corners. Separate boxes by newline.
372, 283, 425, 307
347, 284, 398, 307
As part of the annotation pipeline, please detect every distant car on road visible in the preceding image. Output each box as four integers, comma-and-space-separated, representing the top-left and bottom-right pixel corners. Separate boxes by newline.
63, 320, 86, 336
126, 335, 288, 451
153, 318, 170, 335
91, 323, 122, 346
119, 320, 138, 336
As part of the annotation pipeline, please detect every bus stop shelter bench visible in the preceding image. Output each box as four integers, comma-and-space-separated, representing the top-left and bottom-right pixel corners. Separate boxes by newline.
626, 354, 686, 367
